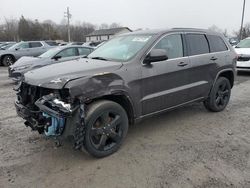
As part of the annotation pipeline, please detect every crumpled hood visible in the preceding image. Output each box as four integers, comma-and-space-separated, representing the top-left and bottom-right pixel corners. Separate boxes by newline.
234, 48, 250, 56
11, 56, 46, 68
24, 58, 123, 89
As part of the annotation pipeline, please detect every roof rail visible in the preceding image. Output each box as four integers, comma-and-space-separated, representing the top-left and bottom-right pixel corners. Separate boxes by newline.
172, 27, 201, 30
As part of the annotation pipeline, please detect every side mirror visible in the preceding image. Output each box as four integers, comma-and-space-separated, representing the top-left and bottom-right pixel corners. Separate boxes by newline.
15, 48, 19, 51
143, 49, 168, 65
53, 55, 62, 60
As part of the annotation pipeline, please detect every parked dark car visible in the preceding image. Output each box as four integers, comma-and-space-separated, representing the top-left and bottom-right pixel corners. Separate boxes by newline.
0, 41, 55, 66
15, 28, 236, 158
9, 45, 94, 82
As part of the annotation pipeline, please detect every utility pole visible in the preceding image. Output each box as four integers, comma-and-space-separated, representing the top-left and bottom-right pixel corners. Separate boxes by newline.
64, 7, 72, 42
240, 0, 246, 40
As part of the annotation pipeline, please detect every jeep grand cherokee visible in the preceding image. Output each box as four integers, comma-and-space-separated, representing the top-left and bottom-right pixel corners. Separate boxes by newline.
15, 28, 237, 158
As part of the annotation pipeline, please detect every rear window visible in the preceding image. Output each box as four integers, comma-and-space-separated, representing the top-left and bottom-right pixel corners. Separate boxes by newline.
207, 35, 228, 52
186, 34, 209, 56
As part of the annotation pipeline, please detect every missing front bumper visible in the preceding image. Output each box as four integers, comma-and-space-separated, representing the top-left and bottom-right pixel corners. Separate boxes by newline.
15, 93, 86, 149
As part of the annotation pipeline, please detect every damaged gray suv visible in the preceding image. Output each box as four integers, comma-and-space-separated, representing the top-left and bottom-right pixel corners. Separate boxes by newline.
15, 28, 237, 158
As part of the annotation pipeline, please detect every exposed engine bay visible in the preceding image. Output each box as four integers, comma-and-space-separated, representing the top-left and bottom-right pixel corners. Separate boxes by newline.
15, 82, 85, 148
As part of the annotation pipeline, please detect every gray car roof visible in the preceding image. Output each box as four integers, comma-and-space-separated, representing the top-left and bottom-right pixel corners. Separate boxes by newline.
86, 27, 132, 37
60, 45, 94, 49
120, 28, 220, 36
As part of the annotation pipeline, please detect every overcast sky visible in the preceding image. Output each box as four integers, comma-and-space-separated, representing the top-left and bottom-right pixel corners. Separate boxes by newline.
0, 0, 249, 34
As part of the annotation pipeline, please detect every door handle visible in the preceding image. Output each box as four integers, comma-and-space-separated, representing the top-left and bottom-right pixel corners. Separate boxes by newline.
178, 62, 188, 67
210, 57, 218, 61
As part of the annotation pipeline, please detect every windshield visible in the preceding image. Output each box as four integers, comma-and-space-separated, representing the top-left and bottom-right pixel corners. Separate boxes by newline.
236, 39, 250, 48
88, 35, 153, 62
8, 42, 28, 50
1, 43, 15, 50
39, 47, 61, 58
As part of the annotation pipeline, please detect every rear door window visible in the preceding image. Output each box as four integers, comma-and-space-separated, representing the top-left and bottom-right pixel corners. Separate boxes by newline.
153, 34, 183, 59
30, 42, 43, 48
207, 35, 228, 52
186, 34, 209, 56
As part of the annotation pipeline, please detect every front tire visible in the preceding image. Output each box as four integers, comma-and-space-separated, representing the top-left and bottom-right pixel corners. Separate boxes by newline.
204, 77, 231, 112
84, 100, 129, 158
2, 55, 15, 66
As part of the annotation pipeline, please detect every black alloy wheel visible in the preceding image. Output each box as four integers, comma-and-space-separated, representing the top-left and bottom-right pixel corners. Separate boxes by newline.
84, 100, 128, 158
204, 77, 231, 112
215, 81, 230, 108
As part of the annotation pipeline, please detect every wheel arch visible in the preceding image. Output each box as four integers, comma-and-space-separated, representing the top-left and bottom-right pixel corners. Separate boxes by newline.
214, 69, 235, 89
86, 93, 135, 125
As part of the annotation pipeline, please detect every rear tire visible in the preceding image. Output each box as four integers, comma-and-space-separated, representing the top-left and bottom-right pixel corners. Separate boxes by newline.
2, 55, 15, 66
204, 77, 231, 112
84, 100, 129, 158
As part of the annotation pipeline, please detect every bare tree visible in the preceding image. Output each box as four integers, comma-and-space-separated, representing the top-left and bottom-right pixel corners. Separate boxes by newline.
0, 18, 19, 41
223, 29, 228, 37
18, 16, 32, 40
109, 22, 121, 28
234, 23, 250, 40
208, 25, 223, 33
99, 23, 109, 29
0, 16, 119, 42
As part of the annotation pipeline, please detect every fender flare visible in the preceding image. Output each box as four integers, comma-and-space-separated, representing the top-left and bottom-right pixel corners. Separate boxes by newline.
209, 68, 235, 96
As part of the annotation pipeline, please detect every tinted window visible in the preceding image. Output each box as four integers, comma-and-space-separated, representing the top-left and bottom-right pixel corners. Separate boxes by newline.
207, 35, 228, 52
30, 42, 43, 48
78, 47, 92, 56
154, 34, 183, 59
186, 34, 209, 56
56, 48, 77, 58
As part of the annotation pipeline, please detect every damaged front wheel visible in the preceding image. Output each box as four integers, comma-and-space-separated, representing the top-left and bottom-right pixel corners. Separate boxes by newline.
84, 100, 128, 158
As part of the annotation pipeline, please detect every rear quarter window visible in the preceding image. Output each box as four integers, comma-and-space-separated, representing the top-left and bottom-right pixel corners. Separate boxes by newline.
186, 34, 209, 56
207, 35, 228, 52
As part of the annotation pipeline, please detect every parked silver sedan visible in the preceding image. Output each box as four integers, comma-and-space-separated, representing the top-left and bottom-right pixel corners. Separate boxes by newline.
9, 45, 94, 82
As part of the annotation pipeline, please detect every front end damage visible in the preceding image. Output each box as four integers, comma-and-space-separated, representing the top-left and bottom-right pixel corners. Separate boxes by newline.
15, 82, 86, 149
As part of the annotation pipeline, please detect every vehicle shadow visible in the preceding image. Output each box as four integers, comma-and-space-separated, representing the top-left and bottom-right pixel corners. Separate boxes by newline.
42, 102, 208, 161
128, 102, 206, 136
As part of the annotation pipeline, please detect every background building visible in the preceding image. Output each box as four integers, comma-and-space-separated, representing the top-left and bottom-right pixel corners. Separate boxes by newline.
85, 27, 132, 42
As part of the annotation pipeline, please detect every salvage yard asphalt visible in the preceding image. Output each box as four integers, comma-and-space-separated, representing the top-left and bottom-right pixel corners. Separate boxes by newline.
0, 67, 250, 188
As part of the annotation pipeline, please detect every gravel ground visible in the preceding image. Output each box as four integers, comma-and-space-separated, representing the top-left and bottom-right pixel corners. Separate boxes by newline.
0, 67, 250, 188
